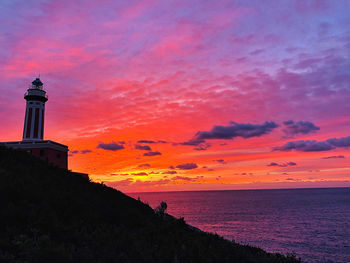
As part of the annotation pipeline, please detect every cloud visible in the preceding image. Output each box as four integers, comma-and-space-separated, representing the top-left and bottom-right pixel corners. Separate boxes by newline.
110, 178, 173, 189
234, 172, 252, 175
267, 162, 279, 166
172, 176, 197, 181
282, 120, 320, 136
143, 151, 162, 156
180, 138, 206, 146
69, 149, 92, 156
97, 142, 125, 151
285, 178, 301, 181
274, 140, 335, 152
137, 140, 157, 144
108, 178, 134, 188
327, 136, 350, 147
135, 144, 152, 151
137, 140, 167, 144
110, 173, 130, 176
132, 172, 148, 176
162, 170, 177, 174
194, 143, 211, 151
214, 159, 225, 163
267, 162, 297, 167
286, 162, 297, 166
175, 163, 198, 170
109, 176, 201, 190
80, 149, 92, 154
181, 121, 277, 151
180, 138, 211, 151
275, 136, 350, 152
322, 155, 345, 159
137, 163, 151, 167
194, 121, 278, 140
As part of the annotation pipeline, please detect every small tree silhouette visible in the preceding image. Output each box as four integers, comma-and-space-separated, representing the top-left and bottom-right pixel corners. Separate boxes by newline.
155, 201, 167, 217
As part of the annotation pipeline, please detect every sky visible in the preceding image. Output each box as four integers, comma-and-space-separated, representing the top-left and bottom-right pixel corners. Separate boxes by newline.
1, 0, 350, 192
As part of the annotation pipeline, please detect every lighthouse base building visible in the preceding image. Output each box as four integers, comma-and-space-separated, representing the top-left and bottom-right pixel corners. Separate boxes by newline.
0, 78, 69, 169
1, 140, 68, 169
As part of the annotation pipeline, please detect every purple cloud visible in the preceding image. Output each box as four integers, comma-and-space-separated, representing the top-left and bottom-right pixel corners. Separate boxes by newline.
274, 140, 334, 152
180, 138, 211, 151
171, 176, 203, 182
80, 149, 92, 154
172, 176, 196, 181
195, 121, 278, 140
135, 144, 152, 151
322, 155, 345, 159
267, 162, 297, 167
70, 149, 92, 155
283, 120, 320, 137
162, 170, 177, 174
181, 138, 206, 146
132, 172, 148, 176
193, 143, 211, 151
327, 136, 350, 147
143, 151, 162, 156
137, 140, 167, 144
97, 142, 125, 151
138, 163, 151, 167
275, 136, 350, 152
176, 163, 198, 170
137, 140, 157, 144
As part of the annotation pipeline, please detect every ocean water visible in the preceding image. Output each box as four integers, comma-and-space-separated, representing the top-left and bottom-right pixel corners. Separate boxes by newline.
129, 188, 350, 263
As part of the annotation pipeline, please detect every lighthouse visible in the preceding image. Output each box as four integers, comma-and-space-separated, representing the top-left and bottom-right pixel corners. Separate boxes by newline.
1, 78, 69, 169
23, 78, 48, 141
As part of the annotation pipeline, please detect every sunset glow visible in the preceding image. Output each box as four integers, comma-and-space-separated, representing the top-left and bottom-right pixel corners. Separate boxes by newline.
1, 0, 350, 192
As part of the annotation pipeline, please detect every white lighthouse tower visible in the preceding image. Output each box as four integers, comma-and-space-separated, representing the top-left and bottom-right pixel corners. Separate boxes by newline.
23, 78, 48, 141
1, 78, 69, 169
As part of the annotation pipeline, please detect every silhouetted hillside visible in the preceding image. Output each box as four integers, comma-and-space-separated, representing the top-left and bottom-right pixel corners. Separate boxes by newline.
0, 147, 301, 263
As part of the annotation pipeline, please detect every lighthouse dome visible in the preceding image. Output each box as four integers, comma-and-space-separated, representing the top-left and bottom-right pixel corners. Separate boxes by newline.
32, 78, 43, 88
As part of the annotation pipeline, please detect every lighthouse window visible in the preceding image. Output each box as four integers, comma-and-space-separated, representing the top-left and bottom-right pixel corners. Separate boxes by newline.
57, 153, 61, 159
36, 102, 40, 105
29, 102, 33, 104
40, 149, 45, 156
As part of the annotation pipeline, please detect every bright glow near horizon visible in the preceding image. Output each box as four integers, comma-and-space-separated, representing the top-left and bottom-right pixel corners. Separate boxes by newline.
1, 0, 350, 192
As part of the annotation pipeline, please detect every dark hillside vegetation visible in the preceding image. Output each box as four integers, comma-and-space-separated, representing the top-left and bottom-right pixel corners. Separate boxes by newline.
0, 147, 301, 263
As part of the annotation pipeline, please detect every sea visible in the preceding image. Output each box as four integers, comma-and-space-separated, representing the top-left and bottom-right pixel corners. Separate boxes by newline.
129, 187, 350, 263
